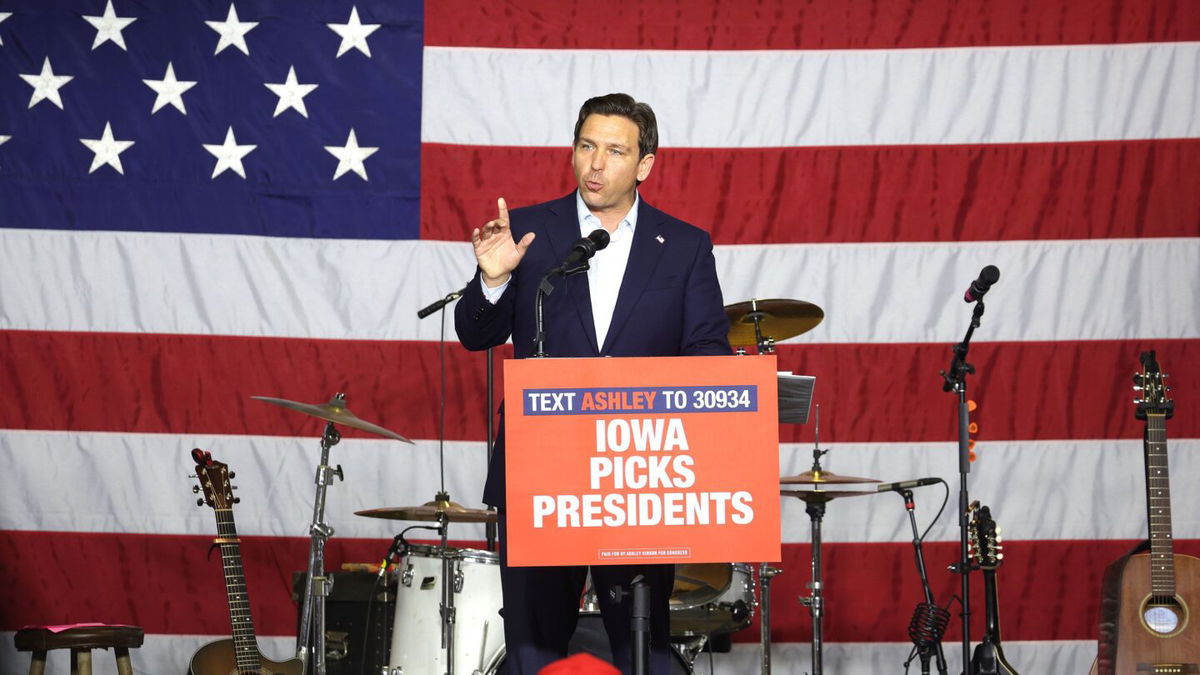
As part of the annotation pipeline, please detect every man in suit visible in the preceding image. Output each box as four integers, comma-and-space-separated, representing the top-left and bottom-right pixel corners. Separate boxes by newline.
455, 93, 731, 674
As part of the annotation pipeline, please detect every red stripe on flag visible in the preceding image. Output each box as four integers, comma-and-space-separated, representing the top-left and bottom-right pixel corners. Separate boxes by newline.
425, 0, 1200, 49
3, 530, 1197, 642
3, 331, 1198, 442
421, 140, 1200, 245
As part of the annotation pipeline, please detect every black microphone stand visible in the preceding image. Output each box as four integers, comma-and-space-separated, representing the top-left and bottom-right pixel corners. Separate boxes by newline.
900, 488, 949, 675
940, 299, 985, 673
533, 263, 589, 358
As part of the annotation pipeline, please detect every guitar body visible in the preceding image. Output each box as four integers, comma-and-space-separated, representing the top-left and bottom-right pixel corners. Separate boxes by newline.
187, 638, 304, 675
1107, 552, 1200, 674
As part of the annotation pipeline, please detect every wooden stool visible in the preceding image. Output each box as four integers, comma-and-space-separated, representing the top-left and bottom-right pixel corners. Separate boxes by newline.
13, 625, 144, 675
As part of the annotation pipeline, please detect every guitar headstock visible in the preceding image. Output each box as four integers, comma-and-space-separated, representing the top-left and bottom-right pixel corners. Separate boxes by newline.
1134, 350, 1174, 420
968, 502, 1004, 570
191, 448, 238, 509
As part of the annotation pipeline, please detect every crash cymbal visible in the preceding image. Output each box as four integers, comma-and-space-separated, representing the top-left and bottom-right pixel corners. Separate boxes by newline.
356, 500, 497, 524
252, 394, 412, 443
780, 469, 880, 485
781, 488, 877, 504
725, 298, 824, 346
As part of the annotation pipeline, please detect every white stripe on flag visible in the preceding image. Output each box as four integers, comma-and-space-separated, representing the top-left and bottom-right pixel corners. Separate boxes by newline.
3, 229, 1197, 343
422, 43, 1200, 147
5, 429, 1196, 543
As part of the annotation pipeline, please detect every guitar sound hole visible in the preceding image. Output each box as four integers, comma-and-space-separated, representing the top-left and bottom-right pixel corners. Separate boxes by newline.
1141, 596, 1185, 635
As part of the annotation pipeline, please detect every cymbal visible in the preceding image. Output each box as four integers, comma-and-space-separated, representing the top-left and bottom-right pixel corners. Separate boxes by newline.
356, 500, 497, 524
781, 488, 877, 503
725, 298, 824, 346
252, 394, 413, 443
780, 469, 880, 485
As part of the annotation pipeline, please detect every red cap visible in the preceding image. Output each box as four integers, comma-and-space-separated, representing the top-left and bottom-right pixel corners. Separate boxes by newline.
538, 653, 621, 675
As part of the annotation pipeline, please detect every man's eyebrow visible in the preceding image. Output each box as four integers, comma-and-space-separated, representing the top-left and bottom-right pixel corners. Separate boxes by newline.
577, 136, 631, 151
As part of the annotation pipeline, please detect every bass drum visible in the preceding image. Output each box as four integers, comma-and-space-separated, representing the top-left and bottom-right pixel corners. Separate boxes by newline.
484, 612, 692, 674
669, 563, 754, 636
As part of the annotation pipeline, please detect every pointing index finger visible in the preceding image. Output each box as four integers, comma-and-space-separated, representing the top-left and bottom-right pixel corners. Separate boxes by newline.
497, 197, 509, 224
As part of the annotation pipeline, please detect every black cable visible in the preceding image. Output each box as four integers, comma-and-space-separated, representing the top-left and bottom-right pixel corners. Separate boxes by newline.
920, 480, 951, 543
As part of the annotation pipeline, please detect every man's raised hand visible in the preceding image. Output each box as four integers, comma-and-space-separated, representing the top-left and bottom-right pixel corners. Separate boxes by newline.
472, 197, 535, 287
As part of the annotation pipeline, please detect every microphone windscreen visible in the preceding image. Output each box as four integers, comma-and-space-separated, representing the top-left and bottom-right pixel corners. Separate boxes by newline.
587, 228, 610, 252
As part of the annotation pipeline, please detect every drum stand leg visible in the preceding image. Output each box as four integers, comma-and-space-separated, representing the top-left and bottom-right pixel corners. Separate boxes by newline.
758, 562, 780, 675
437, 505, 457, 675
298, 420, 344, 675
798, 499, 827, 675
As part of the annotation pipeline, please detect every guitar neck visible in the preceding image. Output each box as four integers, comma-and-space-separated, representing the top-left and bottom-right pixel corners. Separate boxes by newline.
1145, 413, 1176, 597
214, 508, 263, 673
982, 568, 1002, 643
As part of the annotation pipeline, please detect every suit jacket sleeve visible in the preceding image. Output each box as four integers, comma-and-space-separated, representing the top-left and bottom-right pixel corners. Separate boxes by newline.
680, 231, 732, 356
454, 267, 518, 351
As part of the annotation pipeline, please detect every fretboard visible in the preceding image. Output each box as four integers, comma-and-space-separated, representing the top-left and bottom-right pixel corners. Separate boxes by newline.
214, 508, 263, 674
1144, 413, 1176, 597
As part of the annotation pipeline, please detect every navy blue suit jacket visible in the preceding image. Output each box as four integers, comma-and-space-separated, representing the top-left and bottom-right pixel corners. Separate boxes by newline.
455, 193, 731, 506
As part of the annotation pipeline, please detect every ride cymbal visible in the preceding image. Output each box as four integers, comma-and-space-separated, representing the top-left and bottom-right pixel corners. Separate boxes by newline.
252, 394, 412, 443
725, 298, 824, 346
355, 501, 497, 524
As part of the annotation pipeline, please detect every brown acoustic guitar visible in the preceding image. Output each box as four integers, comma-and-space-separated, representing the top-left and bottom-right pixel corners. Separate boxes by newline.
1092, 351, 1199, 674
188, 448, 303, 675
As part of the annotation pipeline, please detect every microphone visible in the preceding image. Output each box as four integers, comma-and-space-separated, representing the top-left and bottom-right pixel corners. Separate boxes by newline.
908, 601, 950, 648
963, 265, 1000, 303
416, 286, 468, 319
877, 477, 942, 493
561, 229, 610, 269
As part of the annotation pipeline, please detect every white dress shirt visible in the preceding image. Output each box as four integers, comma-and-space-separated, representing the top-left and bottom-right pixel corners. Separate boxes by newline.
480, 191, 639, 350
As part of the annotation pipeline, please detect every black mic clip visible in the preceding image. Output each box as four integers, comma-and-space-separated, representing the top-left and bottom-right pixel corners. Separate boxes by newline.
417, 286, 469, 319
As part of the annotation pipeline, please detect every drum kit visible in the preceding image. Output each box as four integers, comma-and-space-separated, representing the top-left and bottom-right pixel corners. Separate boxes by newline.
258, 297, 884, 675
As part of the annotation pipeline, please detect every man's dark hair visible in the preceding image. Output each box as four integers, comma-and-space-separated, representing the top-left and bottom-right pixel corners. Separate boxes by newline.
572, 93, 658, 158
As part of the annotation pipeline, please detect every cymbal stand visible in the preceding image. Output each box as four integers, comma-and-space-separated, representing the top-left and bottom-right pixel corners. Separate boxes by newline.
797, 408, 830, 675
435, 494, 457, 675
748, 300, 779, 675
758, 562, 780, 675
297, 415, 345, 675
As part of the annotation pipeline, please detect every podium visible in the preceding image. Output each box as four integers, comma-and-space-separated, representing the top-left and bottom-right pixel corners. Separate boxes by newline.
503, 355, 782, 567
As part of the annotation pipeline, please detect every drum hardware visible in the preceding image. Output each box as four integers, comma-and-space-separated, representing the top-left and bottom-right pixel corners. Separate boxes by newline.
779, 407, 879, 675
355, 502, 499, 524
253, 393, 413, 675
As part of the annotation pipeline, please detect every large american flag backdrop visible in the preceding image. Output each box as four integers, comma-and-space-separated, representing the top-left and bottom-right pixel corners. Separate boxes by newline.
1, 1, 1198, 673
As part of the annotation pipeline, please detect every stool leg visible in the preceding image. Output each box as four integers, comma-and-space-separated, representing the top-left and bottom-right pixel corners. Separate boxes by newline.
114, 647, 133, 675
70, 648, 92, 675
27, 649, 47, 675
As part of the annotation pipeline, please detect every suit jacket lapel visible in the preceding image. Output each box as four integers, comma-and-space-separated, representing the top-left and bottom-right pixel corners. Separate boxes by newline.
601, 199, 666, 354
544, 194, 600, 354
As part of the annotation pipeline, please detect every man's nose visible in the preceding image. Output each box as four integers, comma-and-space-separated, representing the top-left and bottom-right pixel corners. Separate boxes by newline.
590, 151, 605, 170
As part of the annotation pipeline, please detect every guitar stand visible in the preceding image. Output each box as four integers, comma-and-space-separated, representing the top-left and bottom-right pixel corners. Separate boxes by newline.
297, 416, 345, 675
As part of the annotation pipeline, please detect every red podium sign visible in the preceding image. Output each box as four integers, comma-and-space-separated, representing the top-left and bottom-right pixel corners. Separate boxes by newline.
504, 355, 781, 567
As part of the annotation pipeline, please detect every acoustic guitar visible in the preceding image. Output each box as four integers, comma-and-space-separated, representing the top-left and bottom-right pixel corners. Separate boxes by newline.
1092, 351, 1199, 674
968, 503, 1018, 675
188, 448, 303, 675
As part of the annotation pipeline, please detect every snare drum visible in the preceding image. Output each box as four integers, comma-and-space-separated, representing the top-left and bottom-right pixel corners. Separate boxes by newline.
389, 545, 504, 675
669, 562, 754, 636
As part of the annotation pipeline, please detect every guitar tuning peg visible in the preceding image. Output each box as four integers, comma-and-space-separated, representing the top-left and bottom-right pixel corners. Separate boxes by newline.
188, 474, 197, 479
196, 498, 204, 506
192, 485, 200, 494
229, 471, 236, 479
233, 497, 241, 504
1132, 385, 1143, 391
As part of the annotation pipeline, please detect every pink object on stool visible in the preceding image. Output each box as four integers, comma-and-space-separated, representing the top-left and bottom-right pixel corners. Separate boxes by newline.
13, 624, 144, 675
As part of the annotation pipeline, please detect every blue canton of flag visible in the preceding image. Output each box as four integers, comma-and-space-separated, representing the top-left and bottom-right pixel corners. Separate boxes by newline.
0, 0, 423, 239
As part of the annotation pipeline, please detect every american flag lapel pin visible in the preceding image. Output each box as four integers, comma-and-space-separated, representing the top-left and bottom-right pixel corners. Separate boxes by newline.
655, 234, 665, 244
